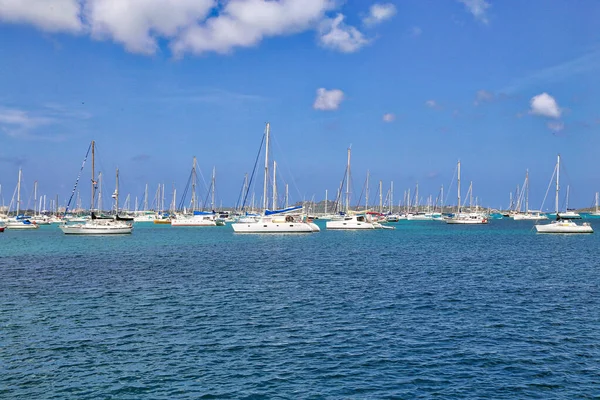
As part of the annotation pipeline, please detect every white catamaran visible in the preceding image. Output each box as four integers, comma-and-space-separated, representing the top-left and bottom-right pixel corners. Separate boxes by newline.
535, 155, 592, 233
232, 123, 319, 233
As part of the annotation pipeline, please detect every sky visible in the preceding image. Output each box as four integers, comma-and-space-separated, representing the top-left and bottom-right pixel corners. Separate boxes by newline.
0, 0, 599, 212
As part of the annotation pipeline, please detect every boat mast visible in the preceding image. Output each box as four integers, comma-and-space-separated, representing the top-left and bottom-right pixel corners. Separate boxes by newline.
457, 160, 461, 213
390, 181, 394, 214
272, 160, 277, 210
415, 182, 419, 212
211, 167, 216, 211
16, 168, 21, 215
325, 189, 328, 214
191, 157, 197, 212
91, 140, 95, 211
115, 168, 119, 215
33, 180, 38, 216
525, 169, 529, 213
345, 147, 351, 213
379, 180, 383, 213
97, 172, 102, 212
555, 154, 560, 214
596, 192, 599, 214
144, 183, 148, 211
365, 170, 370, 211
441, 185, 444, 214
263, 123, 270, 212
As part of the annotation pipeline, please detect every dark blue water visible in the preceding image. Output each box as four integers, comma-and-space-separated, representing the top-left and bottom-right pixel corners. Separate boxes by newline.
2, 221, 599, 398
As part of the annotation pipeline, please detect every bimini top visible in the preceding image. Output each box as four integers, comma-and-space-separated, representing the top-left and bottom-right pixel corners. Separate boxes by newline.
265, 205, 302, 216
193, 210, 215, 216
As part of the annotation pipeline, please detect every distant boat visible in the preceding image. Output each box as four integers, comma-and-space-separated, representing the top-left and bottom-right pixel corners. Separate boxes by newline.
5, 169, 39, 230
535, 155, 592, 234
232, 123, 319, 233
60, 141, 133, 235
511, 170, 548, 221
445, 160, 488, 225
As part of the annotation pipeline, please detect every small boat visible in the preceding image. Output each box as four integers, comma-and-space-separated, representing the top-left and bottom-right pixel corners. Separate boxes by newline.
326, 213, 377, 229
445, 161, 488, 225
536, 155, 592, 234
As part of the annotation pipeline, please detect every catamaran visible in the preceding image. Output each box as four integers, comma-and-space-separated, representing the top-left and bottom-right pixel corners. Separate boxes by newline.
60, 141, 133, 235
232, 123, 319, 233
535, 155, 592, 233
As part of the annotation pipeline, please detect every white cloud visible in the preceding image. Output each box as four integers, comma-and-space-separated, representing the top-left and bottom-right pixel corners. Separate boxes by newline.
382, 113, 395, 122
0, 0, 382, 56
425, 100, 438, 108
530, 93, 561, 118
313, 88, 344, 111
318, 14, 368, 53
0, 107, 55, 139
363, 3, 396, 26
0, 104, 88, 141
458, 0, 490, 24
85, 0, 215, 55
547, 121, 564, 133
0, 0, 82, 32
173, 0, 334, 56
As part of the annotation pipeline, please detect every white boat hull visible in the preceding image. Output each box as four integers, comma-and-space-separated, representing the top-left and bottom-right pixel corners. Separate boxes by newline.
535, 221, 593, 233
232, 221, 319, 233
326, 221, 375, 229
445, 218, 488, 224
171, 219, 217, 227
60, 223, 133, 234
513, 213, 548, 220
5, 222, 39, 229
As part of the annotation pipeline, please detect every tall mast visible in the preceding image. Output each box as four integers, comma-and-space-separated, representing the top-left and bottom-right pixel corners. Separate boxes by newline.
525, 169, 529, 213
345, 147, 351, 213
191, 157, 197, 212
272, 160, 277, 210
555, 154, 560, 214
390, 181, 394, 214
162, 183, 165, 212
91, 140, 95, 211
144, 184, 148, 211
379, 180, 383, 213
33, 180, 38, 216
211, 167, 216, 211
115, 168, 119, 215
16, 168, 22, 215
441, 185, 444, 213
469, 181, 473, 209
415, 182, 419, 211
325, 189, 328, 214
365, 170, 370, 210
457, 160, 461, 212
97, 172, 103, 212
263, 123, 270, 212
55, 194, 58, 216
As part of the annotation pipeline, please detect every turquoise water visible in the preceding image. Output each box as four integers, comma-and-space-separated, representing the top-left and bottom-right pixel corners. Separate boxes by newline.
2, 221, 600, 398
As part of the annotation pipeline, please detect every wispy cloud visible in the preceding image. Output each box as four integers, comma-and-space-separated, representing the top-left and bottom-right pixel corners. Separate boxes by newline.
425, 99, 442, 109
0, 103, 89, 141
473, 89, 494, 105
147, 88, 267, 105
319, 14, 369, 53
410, 26, 422, 37
0, 154, 28, 166
457, 0, 491, 24
363, 3, 396, 26
501, 49, 600, 94
382, 113, 395, 122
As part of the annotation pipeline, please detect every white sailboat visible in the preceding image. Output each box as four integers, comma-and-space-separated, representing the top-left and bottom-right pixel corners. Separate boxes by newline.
60, 141, 133, 235
445, 160, 488, 224
589, 193, 600, 217
512, 170, 548, 220
536, 155, 592, 233
5, 168, 39, 230
326, 148, 380, 230
232, 123, 319, 233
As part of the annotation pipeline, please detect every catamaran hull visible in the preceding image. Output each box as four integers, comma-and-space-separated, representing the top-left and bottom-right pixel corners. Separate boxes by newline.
60, 225, 133, 234
232, 222, 319, 233
535, 223, 593, 233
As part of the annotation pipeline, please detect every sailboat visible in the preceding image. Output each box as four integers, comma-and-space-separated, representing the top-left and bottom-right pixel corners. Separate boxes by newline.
588, 193, 600, 217
232, 123, 319, 233
535, 155, 592, 233
512, 170, 548, 220
445, 160, 488, 224
171, 158, 222, 227
60, 141, 133, 235
326, 148, 382, 230
5, 168, 39, 229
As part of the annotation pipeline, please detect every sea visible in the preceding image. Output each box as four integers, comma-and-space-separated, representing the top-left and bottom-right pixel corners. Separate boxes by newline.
2, 219, 599, 399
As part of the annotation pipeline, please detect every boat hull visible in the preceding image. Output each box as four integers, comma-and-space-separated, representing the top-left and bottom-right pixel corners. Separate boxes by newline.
326, 221, 375, 229
445, 218, 488, 224
5, 222, 39, 229
232, 221, 319, 233
535, 221, 593, 233
60, 224, 133, 234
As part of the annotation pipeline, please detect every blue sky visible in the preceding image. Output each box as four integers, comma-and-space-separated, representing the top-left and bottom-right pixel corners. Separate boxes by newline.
0, 0, 599, 211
